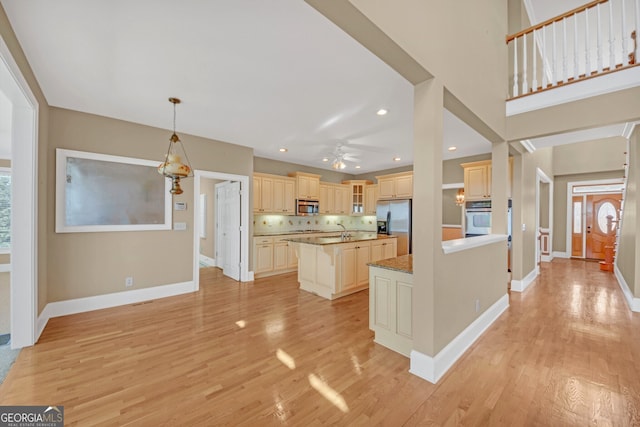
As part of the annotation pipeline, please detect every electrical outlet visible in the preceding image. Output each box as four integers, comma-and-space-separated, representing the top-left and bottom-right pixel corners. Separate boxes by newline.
125, 276, 134, 287
475, 299, 481, 313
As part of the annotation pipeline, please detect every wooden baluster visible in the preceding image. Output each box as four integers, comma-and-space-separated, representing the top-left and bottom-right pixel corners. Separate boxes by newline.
585, 7, 591, 74
512, 37, 519, 97
552, 23, 558, 85
563, 17, 568, 82
532, 29, 538, 92
542, 25, 548, 88
622, 0, 628, 65
574, 13, 580, 80
523, 32, 529, 93
609, 0, 616, 68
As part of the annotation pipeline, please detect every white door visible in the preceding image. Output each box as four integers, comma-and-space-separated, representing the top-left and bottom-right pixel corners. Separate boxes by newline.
222, 181, 241, 281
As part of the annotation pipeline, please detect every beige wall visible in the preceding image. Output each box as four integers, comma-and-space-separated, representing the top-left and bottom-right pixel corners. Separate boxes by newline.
553, 138, 627, 176
354, 165, 413, 182
539, 182, 549, 229
1, 5, 50, 313
616, 132, 637, 295
347, 0, 508, 140
199, 178, 220, 260
443, 154, 490, 185
518, 147, 553, 277
47, 108, 253, 301
435, 241, 507, 352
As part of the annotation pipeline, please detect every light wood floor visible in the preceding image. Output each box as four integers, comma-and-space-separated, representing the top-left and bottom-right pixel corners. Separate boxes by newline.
1, 259, 640, 425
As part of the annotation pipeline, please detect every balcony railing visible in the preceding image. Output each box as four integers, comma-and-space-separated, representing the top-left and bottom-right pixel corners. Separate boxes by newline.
506, 0, 640, 99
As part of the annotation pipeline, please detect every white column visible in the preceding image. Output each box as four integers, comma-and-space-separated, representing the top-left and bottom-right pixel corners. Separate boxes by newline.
597, 3, 604, 72
609, 0, 616, 68
636, 0, 640, 62
532, 29, 538, 91
513, 37, 519, 97
542, 25, 548, 87
552, 23, 557, 85
562, 17, 568, 82
522, 33, 528, 94
622, 0, 628, 65
585, 7, 591, 74
574, 13, 580, 79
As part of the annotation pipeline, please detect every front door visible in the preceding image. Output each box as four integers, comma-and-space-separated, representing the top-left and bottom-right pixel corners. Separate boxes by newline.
585, 194, 621, 260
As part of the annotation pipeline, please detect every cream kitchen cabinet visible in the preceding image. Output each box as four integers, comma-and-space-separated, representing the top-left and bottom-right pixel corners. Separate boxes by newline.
254, 237, 274, 274
254, 234, 306, 278
319, 182, 349, 214
376, 172, 413, 199
289, 171, 321, 200
253, 173, 296, 214
364, 184, 378, 215
370, 238, 397, 262
342, 180, 372, 215
339, 242, 371, 292
461, 159, 512, 201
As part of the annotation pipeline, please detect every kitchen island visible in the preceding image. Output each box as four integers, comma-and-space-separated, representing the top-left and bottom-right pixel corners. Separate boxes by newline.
287, 233, 397, 300
368, 254, 413, 357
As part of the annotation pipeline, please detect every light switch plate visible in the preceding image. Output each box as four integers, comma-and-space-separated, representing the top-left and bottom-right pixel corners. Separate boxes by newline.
174, 222, 187, 231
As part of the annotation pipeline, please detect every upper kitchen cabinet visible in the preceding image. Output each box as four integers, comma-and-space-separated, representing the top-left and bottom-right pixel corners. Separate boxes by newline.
376, 172, 413, 200
461, 159, 512, 201
364, 184, 378, 215
253, 172, 296, 214
289, 171, 321, 200
319, 182, 350, 214
342, 180, 372, 215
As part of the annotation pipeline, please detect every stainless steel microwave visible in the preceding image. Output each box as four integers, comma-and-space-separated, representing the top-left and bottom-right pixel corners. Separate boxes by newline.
296, 199, 319, 216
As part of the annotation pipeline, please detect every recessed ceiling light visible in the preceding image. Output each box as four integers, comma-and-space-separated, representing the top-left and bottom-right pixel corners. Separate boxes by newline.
448, 146, 457, 151
279, 148, 288, 152
322, 157, 329, 162
377, 109, 388, 116
355, 165, 361, 169
393, 157, 401, 162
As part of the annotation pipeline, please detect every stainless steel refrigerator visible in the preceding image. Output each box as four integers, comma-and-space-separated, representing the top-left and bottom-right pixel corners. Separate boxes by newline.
376, 199, 412, 256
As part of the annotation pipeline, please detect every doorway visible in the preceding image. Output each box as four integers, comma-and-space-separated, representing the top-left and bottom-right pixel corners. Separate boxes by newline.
193, 170, 251, 289
0, 37, 38, 349
571, 190, 622, 260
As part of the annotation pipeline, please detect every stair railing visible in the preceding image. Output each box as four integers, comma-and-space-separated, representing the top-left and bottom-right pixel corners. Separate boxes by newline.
507, 0, 640, 99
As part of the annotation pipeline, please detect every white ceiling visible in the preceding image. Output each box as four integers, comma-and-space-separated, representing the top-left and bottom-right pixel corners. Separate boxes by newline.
0, 1, 628, 171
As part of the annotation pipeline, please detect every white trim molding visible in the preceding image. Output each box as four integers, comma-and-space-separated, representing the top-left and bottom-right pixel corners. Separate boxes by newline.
36, 281, 196, 340
409, 293, 509, 384
511, 267, 538, 292
199, 254, 216, 267
614, 265, 640, 312
552, 251, 570, 259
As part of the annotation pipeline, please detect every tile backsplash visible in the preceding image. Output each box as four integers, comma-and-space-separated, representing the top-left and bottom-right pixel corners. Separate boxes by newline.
253, 214, 377, 234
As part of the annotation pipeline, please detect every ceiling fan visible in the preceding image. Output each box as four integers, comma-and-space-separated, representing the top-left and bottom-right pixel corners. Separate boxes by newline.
324, 143, 360, 170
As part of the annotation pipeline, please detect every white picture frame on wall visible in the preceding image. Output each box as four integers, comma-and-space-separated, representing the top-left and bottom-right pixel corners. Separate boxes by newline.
55, 148, 173, 233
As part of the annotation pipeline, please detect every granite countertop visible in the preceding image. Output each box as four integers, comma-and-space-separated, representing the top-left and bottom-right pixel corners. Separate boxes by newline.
368, 254, 413, 274
254, 230, 361, 237
285, 233, 397, 246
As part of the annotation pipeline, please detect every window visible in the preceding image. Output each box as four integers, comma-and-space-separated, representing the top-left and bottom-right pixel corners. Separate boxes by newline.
0, 169, 10, 252
597, 202, 617, 233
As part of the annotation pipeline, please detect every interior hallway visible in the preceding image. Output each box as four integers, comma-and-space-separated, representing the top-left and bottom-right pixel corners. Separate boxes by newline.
0, 260, 638, 425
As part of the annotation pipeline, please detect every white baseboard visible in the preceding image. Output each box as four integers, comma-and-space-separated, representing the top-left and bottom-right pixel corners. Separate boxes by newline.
245, 271, 255, 282
614, 265, 640, 312
510, 267, 538, 292
541, 254, 554, 262
409, 293, 509, 384
36, 281, 197, 340
552, 251, 570, 259
199, 254, 216, 267
0, 263, 11, 273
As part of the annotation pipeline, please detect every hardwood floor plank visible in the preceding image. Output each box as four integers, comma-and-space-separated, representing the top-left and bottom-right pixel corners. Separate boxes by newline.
2, 260, 640, 425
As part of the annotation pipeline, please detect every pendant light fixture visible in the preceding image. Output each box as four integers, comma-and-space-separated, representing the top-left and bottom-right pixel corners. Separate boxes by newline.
455, 188, 465, 206
158, 97, 193, 195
